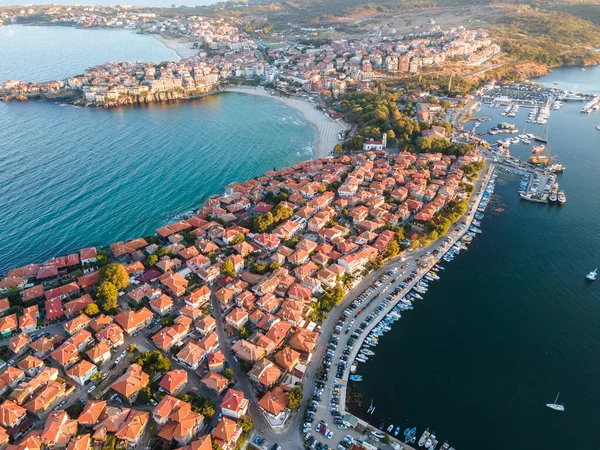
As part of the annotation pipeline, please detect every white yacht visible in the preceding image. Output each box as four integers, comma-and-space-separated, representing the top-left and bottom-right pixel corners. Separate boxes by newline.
546, 392, 565, 411
586, 268, 598, 281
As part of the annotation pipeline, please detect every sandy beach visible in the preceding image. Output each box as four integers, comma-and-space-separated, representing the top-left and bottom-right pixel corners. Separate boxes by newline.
223, 86, 348, 159
153, 34, 199, 59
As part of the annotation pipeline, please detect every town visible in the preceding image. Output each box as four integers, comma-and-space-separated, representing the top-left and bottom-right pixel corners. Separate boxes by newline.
0, 148, 486, 450
0, 5, 500, 106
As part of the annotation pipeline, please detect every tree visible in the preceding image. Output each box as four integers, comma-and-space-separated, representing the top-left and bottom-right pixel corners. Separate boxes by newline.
199, 399, 215, 419
222, 368, 234, 380
133, 350, 171, 376
161, 316, 174, 327
385, 240, 400, 259
102, 264, 129, 290
128, 344, 138, 353
96, 282, 118, 312
239, 416, 254, 435
138, 386, 153, 403
286, 386, 303, 410
229, 233, 245, 245
91, 371, 103, 381
382, 434, 392, 444
145, 254, 159, 267
84, 303, 100, 317
334, 143, 343, 153
220, 260, 236, 278
268, 261, 280, 272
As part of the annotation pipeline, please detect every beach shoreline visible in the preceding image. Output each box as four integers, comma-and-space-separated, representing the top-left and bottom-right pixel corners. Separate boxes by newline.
222, 86, 348, 159
152, 34, 199, 60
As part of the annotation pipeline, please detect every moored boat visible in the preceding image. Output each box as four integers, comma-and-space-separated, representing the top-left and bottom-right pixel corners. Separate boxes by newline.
418, 429, 430, 447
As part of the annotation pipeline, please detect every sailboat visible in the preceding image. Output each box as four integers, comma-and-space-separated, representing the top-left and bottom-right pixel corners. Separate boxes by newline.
586, 268, 598, 281
367, 399, 376, 414
546, 392, 565, 411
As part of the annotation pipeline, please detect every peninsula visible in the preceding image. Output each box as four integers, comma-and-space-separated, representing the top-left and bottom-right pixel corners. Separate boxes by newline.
0, 149, 486, 450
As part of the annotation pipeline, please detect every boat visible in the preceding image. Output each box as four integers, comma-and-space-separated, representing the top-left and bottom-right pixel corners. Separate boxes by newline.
596, 123, 600, 130
349, 375, 363, 382
439, 443, 449, 450
405, 427, 417, 444
394, 426, 401, 436
418, 429, 430, 447
361, 349, 375, 356
557, 190, 566, 205
586, 268, 598, 281
387, 424, 394, 433
367, 399, 375, 414
546, 392, 565, 411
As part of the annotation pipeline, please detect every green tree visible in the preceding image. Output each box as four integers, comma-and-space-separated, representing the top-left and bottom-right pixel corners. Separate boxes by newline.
268, 261, 280, 272
96, 282, 118, 312
133, 350, 171, 376
385, 240, 400, 259
91, 371, 103, 381
84, 303, 100, 317
334, 143, 343, 153
102, 264, 129, 290
222, 368, 234, 380
382, 434, 392, 444
199, 399, 215, 419
286, 386, 303, 410
220, 260, 236, 278
128, 344, 138, 353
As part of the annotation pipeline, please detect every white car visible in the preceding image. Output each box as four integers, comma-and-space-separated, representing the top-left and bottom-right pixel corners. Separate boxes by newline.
87, 385, 97, 393
325, 430, 334, 439
120, 351, 127, 358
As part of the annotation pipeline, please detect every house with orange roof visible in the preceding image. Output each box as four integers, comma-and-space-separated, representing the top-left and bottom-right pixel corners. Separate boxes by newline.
152, 396, 203, 446
185, 286, 211, 308
224, 307, 248, 331
67, 433, 90, 450
30, 336, 55, 359
114, 307, 154, 335
0, 400, 27, 428
91, 406, 129, 442
206, 350, 225, 372
95, 323, 125, 348
45, 298, 64, 322
200, 371, 229, 395
66, 329, 93, 351
77, 401, 106, 427
220, 389, 249, 420
50, 343, 79, 368
212, 418, 242, 450
231, 340, 264, 363
158, 272, 188, 298
89, 314, 113, 333
288, 328, 318, 354
23, 379, 66, 416
39, 411, 77, 448
63, 314, 90, 335
214, 287, 235, 311
66, 360, 98, 386
176, 340, 205, 371
149, 294, 174, 316
115, 409, 149, 446
177, 434, 213, 450
77, 272, 100, 290
86, 341, 112, 365
264, 321, 292, 348
152, 323, 189, 352
10, 366, 58, 406
127, 284, 162, 304
110, 364, 149, 403
274, 347, 301, 372
9, 333, 31, 356
63, 294, 93, 318
159, 369, 188, 395
258, 386, 288, 427
20, 284, 44, 303
194, 315, 216, 337
0, 298, 9, 316
248, 359, 282, 391
0, 314, 18, 337
17, 356, 44, 378
80, 247, 97, 264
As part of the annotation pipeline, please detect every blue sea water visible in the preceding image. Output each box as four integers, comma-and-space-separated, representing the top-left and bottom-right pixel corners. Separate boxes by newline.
0, 25, 179, 82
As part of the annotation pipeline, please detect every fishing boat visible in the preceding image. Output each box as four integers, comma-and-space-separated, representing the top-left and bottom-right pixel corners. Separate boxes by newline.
546, 392, 565, 411
586, 268, 598, 281
350, 361, 358, 373
349, 375, 363, 382
596, 123, 600, 130
418, 429, 430, 447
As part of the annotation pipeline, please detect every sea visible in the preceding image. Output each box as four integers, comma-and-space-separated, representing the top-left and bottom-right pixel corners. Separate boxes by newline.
350, 65, 600, 450
0, 25, 179, 82
0, 27, 315, 274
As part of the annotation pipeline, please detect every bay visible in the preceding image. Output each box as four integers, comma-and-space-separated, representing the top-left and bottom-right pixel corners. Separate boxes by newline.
0, 94, 315, 274
350, 66, 600, 450
0, 25, 179, 83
